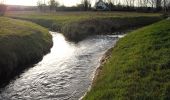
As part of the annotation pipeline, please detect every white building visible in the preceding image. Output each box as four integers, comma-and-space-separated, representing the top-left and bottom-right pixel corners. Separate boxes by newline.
95, 0, 109, 10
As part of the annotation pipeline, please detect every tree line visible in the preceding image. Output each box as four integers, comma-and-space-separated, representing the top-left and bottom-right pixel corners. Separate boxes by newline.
37, 0, 91, 11
0, 0, 170, 14
37, 0, 170, 12
107, 0, 170, 12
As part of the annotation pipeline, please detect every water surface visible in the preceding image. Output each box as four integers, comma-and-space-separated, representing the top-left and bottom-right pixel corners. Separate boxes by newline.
0, 32, 120, 100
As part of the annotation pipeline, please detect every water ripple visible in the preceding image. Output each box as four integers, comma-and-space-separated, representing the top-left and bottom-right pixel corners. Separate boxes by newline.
0, 32, 119, 100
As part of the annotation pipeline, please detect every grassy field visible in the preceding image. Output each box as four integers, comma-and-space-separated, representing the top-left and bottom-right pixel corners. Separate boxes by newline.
2, 11, 169, 99
84, 19, 170, 99
6, 11, 161, 24
0, 17, 52, 85
6, 11, 162, 41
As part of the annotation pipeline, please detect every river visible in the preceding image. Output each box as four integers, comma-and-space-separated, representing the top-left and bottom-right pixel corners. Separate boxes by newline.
0, 32, 122, 100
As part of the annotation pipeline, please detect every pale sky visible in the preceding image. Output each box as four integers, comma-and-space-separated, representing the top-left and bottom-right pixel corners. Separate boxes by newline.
4, 0, 97, 6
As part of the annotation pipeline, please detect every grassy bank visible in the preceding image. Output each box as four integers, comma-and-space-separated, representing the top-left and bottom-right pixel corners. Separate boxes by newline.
0, 17, 53, 85
62, 16, 162, 41
84, 19, 170, 99
6, 11, 162, 41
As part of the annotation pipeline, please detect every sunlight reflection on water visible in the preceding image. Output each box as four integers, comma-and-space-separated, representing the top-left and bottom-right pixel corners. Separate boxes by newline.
41, 32, 75, 62
0, 32, 121, 100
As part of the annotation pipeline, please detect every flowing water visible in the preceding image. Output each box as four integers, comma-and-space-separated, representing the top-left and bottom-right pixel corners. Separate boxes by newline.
0, 32, 122, 100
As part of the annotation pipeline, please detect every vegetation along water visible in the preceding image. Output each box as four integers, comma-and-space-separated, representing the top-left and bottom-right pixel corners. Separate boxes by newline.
84, 19, 170, 100
6, 11, 162, 41
0, 0, 170, 99
0, 17, 53, 86
0, 10, 169, 100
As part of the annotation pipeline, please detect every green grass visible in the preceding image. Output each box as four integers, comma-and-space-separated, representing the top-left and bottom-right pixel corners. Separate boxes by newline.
62, 16, 162, 41
6, 11, 162, 41
0, 17, 53, 82
84, 19, 170, 100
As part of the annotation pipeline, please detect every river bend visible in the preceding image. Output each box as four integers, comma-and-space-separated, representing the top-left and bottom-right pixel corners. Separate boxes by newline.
0, 32, 120, 100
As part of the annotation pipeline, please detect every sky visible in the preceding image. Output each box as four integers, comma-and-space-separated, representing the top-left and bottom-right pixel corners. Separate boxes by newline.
4, 0, 97, 6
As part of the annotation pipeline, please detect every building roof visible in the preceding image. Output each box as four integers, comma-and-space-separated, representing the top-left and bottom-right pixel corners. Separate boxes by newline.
95, 0, 109, 10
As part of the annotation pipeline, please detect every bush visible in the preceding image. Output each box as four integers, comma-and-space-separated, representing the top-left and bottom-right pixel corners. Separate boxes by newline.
0, 4, 7, 16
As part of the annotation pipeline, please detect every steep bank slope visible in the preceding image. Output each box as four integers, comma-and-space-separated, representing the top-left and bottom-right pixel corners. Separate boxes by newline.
0, 17, 53, 84
84, 19, 170, 99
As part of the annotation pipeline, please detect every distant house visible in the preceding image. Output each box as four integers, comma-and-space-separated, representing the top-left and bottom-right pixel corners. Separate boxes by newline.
95, 0, 109, 11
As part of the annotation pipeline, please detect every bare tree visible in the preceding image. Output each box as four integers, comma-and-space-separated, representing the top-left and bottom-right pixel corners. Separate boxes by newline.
114, 0, 119, 5
137, 0, 143, 7
107, 0, 114, 10
124, 0, 136, 7
148, 0, 156, 8
37, 0, 43, 11
81, 0, 91, 11
163, 0, 169, 13
37, 0, 47, 12
156, 0, 162, 11
0, 0, 6, 16
137, 0, 149, 7
168, 1, 170, 11
48, 0, 59, 11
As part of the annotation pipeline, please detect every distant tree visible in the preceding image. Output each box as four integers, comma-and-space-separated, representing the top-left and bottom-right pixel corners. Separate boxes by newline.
37, 0, 47, 12
0, 0, 6, 16
48, 0, 59, 11
81, 0, 91, 11
107, 0, 114, 10
148, 0, 156, 9
163, 0, 169, 13
156, 0, 162, 11
124, 0, 135, 7
37, 0, 43, 11
137, 0, 149, 7
76, 3, 84, 10
168, 1, 170, 12
114, 0, 120, 5
37, 0, 42, 11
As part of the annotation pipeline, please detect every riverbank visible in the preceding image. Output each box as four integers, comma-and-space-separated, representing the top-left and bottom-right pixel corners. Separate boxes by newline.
84, 19, 170, 99
6, 11, 162, 41
62, 16, 162, 41
0, 17, 53, 86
